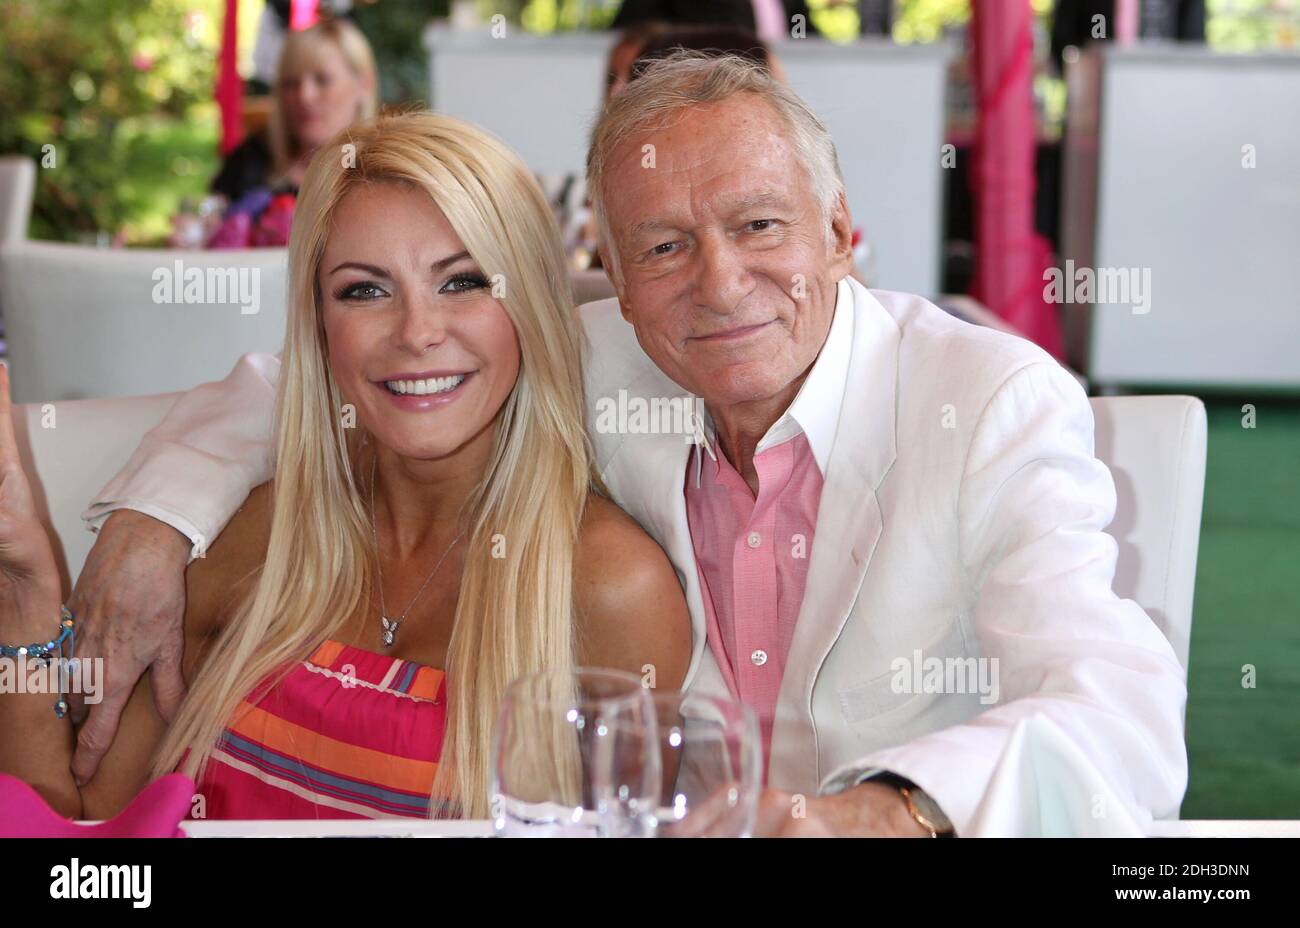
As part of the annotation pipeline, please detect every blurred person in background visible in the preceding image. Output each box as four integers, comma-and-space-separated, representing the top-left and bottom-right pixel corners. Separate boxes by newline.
604, 21, 672, 101
632, 24, 785, 81
611, 0, 825, 42
201, 17, 378, 249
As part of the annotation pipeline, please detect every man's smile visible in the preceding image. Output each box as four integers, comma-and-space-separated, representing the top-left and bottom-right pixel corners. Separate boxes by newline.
688, 320, 776, 343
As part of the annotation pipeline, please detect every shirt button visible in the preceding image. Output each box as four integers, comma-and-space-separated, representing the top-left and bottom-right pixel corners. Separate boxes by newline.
751, 649, 768, 667
746, 532, 761, 549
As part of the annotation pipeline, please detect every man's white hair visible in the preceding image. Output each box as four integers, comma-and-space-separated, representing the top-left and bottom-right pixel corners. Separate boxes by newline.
586, 50, 846, 284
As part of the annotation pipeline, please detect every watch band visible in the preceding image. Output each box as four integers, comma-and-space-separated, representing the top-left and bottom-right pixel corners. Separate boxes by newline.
898, 786, 943, 838
862, 771, 956, 837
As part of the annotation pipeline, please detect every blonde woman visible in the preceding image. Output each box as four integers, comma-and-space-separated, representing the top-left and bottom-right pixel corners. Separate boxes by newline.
207, 17, 379, 247
0, 112, 691, 820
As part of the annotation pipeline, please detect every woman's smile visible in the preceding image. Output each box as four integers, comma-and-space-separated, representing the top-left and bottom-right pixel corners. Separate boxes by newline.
373, 370, 476, 412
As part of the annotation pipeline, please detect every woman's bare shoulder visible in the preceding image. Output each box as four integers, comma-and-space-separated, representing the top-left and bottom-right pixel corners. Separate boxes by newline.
573, 493, 691, 688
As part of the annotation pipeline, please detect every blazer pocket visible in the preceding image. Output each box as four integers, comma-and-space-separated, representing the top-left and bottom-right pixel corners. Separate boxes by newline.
837, 621, 968, 726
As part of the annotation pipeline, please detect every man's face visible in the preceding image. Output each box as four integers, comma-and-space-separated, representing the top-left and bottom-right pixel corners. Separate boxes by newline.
601, 93, 854, 411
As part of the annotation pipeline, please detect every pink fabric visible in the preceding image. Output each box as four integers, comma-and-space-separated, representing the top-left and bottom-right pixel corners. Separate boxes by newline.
969, 0, 1065, 359
0, 772, 193, 838
1115, 0, 1139, 44
207, 193, 297, 249
187, 640, 448, 820
216, 0, 243, 156
206, 210, 253, 248
685, 431, 823, 776
250, 193, 296, 246
290, 0, 320, 30
751, 0, 788, 42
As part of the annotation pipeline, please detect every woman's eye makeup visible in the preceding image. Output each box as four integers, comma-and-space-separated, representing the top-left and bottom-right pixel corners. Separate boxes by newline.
334, 281, 387, 301
439, 271, 489, 294
330, 270, 489, 301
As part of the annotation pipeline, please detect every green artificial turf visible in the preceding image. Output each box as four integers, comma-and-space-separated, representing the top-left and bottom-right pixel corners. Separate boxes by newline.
1180, 398, 1300, 819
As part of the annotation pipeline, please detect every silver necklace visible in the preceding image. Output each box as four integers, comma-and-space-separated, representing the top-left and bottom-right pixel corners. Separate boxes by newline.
367, 455, 463, 648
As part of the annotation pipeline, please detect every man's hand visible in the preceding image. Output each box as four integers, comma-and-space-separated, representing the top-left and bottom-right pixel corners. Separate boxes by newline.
66, 509, 191, 785
752, 781, 932, 837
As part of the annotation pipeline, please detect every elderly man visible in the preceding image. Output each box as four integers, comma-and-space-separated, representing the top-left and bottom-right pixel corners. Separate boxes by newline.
68, 54, 1187, 836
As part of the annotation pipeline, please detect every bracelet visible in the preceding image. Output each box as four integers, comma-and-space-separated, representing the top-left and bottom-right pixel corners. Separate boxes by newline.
0, 605, 77, 718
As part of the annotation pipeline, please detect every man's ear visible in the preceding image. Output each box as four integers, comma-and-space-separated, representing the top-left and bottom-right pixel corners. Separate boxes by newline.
828, 193, 855, 281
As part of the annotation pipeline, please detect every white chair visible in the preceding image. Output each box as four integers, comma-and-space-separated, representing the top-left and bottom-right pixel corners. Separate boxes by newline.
0, 156, 36, 244
0, 247, 608, 404
0, 242, 288, 403
0, 156, 37, 354
15, 392, 180, 595
1089, 395, 1206, 676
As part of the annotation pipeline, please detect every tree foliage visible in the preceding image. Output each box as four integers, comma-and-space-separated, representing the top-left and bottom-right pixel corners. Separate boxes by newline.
0, 0, 221, 240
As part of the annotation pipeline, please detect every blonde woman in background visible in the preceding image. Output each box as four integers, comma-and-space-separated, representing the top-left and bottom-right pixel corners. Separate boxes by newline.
0, 111, 691, 820
204, 17, 379, 248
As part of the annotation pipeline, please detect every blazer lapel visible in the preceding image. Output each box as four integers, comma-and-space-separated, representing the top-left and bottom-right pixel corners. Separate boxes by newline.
597, 378, 712, 690
767, 281, 901, 791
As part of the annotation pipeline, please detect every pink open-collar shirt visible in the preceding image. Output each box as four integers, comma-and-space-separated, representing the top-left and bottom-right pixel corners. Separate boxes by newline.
684, 289, 853, 776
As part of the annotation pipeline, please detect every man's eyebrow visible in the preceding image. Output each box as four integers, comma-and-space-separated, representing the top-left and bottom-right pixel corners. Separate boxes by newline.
327, 251, 472, 276
625, 193, 794, 241
626, 218, 677, 241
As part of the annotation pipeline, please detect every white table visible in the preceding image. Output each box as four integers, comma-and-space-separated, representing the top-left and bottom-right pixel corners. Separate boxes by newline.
178, 819, 1300, 838
1146, 820, 1300, 838
181, 818, 496, 838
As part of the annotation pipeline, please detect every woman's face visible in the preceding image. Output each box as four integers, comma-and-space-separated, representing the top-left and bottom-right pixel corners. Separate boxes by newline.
320, 182, 521, 462
280, 43, 367, 153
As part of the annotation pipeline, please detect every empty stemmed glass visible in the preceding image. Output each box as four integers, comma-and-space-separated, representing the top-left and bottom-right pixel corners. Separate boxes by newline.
648, 690, 761, 838
491, 667, 660, 837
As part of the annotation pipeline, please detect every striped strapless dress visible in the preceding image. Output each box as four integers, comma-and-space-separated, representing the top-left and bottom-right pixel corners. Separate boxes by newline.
189, 639, 450, 819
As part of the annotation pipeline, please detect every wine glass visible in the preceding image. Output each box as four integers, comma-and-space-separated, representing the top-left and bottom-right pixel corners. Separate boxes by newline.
491, 667, 660, 837
648, 690, 761, 838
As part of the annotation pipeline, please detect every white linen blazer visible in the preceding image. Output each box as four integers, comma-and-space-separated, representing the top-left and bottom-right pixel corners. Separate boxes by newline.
85, 276, 1189, 835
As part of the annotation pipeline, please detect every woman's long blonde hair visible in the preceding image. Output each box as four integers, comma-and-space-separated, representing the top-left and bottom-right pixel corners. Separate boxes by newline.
154, 111, 596, 818
269, 18, 379, 182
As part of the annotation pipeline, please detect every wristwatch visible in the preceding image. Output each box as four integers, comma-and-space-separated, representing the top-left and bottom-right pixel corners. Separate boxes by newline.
863, 772, 956, 837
